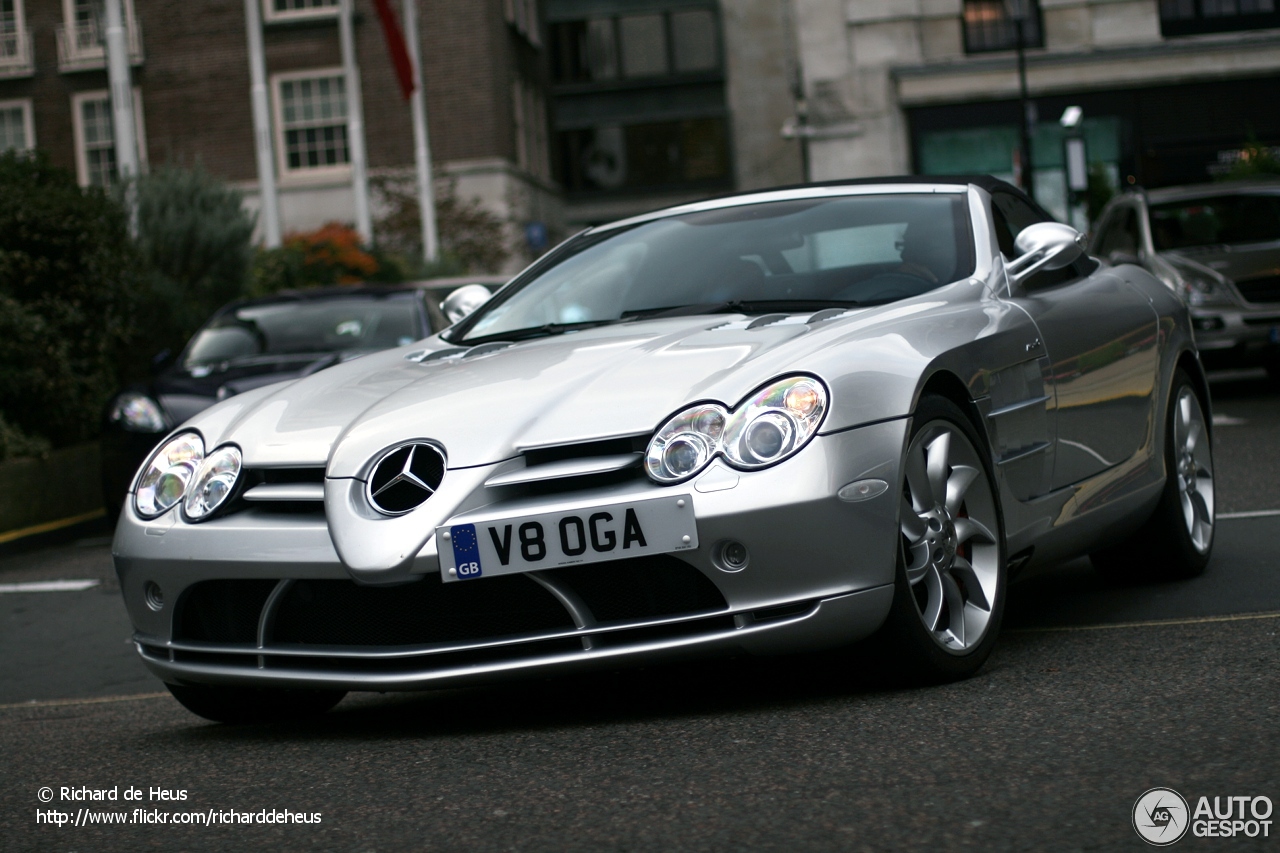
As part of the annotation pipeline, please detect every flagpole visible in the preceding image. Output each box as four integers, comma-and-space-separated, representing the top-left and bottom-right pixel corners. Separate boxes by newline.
243, 0, 280, 247
402, 0, 439, 263
103, 0, 138, 232
339, 0, 372, 244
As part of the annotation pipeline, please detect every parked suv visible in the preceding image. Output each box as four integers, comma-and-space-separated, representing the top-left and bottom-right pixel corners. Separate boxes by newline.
1090, 181, 1280, 378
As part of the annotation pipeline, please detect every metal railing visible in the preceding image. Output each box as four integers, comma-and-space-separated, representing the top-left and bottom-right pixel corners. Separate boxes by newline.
0, 29, 33, 78
56, 17, 144, 72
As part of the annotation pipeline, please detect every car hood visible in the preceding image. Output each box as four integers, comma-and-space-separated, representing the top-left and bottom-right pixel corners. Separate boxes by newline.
187, 302, 951, 476
1165, 241, 1280, 283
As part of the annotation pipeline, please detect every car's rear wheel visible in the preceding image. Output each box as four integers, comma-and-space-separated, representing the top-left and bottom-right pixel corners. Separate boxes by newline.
1090, 370, 1214, 580
876, 396, 1006, 683
166, 683, 346, 724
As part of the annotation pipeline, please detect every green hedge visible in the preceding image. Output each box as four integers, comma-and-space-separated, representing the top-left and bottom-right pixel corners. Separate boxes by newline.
0, 152, 143, 452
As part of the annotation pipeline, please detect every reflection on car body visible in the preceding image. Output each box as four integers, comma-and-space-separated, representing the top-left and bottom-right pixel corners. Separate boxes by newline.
112, 177, 1216, 723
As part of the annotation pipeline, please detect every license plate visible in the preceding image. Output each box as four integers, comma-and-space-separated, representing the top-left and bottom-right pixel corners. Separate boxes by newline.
437, 495, 697, 582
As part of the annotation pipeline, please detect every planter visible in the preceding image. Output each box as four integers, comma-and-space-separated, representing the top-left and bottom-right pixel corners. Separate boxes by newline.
0, 441, 103, 537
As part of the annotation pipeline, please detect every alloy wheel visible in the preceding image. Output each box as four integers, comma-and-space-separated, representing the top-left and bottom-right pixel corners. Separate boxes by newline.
900, 422, 1001, 653
1174, 386, 1214, 553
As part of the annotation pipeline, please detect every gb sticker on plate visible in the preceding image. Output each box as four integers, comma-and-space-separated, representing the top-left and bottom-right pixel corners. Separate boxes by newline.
447, 523, 483, 580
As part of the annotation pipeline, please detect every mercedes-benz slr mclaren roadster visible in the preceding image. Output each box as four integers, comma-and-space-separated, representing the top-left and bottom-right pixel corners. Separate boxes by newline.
114, 176, 1216, 723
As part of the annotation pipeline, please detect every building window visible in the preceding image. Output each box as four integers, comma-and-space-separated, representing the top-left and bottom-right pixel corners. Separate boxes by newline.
263, 0, 338, 24
558, 117, 730, 194
549, 7, 720, 84
0, 98, 33, 151
0, 0, 32, 76
962, 0, 1044, 53
71, 89, 146, 187
273, 70, 349, 177
1159, 0, 1279, 36
58, 0, 142, 72
513, 76, 550, 181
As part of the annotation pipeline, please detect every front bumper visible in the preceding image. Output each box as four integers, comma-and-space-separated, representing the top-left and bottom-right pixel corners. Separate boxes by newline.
1190, 305, 1280, 367
113, 419, 908, 691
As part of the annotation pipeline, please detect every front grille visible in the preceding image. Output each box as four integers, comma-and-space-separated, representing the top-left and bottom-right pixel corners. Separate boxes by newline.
176, 580, 278, 643
1237, 274, 1280, 304
273, 574, 575, 646
546, 555, 727, 623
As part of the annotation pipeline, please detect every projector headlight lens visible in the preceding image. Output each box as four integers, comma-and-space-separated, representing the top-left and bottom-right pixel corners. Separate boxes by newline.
134, 433, 205, 519
183, 445, 243, 521
645, 376, 828, 483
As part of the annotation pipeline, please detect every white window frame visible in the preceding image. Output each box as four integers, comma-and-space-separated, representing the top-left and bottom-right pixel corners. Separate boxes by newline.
262, 0, 338, 24
70, 88, 147, 188
270, 67, 352, 184
60, 0, 139, 67
0, 0, 32, 73
0, 97, 34, 150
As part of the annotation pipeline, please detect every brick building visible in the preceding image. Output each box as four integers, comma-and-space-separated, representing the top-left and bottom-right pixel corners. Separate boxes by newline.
0, 0, 811, 254
0, 0, 561, 268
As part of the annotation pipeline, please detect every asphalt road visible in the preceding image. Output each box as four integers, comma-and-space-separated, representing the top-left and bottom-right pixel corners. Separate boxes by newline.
2, 370, 1278, 851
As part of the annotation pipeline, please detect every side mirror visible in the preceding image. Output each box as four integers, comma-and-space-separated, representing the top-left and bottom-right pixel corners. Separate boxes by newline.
440, 284, 493, 324
1006, 222, 1085, 287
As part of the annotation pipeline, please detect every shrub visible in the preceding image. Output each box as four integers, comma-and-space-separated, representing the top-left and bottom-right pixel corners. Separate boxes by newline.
249, 222, 387, 296
132, 165, 257, 354
0, 412, 50, 462
0, 152, 143, 449
373, 176, 511, 275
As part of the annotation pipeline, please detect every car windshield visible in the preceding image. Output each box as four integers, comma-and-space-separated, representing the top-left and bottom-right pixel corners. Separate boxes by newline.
459, 193, 974, 343
183, 294, 421, 368
1149, 193, 1280, 250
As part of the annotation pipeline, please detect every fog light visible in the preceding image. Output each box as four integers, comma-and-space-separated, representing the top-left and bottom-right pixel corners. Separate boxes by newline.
144, 581, 164, 611
1193, 316, 1225, 332
714, 540, 749, 572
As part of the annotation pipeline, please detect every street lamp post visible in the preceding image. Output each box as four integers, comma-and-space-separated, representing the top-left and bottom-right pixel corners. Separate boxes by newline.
1008, 0, 1035, 200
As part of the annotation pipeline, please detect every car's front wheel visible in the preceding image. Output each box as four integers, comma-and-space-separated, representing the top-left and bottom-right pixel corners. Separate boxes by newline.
876, 395, 1006, 683
166, 683, 346, 724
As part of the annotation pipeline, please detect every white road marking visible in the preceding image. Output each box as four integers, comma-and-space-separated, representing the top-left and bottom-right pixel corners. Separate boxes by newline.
0, 579, 101, 594
0, 692, 168, 711
1212, 414, 1247, 426
1012, 610, 1280, 633
1220, 509, 1280, 519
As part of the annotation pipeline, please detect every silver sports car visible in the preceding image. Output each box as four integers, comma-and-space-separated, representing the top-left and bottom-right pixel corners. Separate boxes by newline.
114, 177, 1216, 723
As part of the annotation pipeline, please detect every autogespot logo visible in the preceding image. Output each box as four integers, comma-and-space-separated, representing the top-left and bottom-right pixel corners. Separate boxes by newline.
1133, 788, 1191, 846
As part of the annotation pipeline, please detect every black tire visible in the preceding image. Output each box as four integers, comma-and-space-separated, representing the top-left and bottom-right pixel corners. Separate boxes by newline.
873, 395, 1007, 684
1090, 369, 1214, 581
166, 683, 346, 724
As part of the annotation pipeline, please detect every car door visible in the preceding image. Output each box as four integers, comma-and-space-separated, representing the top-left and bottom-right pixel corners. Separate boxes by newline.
993, 191, 1161, 491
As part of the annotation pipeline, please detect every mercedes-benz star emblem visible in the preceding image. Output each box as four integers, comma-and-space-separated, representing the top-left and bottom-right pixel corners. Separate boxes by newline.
366, 442, 446, 516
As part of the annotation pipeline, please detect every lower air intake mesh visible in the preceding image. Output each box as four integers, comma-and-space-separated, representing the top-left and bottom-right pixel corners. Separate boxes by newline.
175, 580, 279, 643
548, 555, 727, 623
271, 574, 575, 646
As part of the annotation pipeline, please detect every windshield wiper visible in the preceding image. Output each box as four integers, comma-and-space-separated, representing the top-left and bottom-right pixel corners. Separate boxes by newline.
462, 319, 622, 346
624, 299, 866, 319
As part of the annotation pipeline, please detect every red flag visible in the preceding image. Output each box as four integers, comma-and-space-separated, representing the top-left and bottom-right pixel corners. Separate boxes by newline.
372, 0, 416, 100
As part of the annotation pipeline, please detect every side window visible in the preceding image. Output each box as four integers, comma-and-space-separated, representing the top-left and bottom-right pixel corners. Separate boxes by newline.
1096, 206, 1140, 262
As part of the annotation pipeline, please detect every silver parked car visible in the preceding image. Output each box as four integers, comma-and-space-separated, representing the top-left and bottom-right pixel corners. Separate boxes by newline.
1090, 181, 1280, 378
114, 177, 1215, 723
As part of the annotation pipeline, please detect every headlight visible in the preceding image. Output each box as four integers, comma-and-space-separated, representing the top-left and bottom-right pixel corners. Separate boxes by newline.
109, 393, 167, 433
645, 376, 828, 483
183, 445, 242, 521
134, 433, 204, 519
